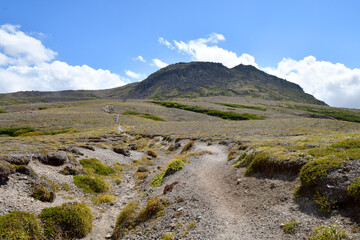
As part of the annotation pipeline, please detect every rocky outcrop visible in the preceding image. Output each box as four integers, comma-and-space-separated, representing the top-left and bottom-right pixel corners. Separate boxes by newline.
35, 152, 69, 166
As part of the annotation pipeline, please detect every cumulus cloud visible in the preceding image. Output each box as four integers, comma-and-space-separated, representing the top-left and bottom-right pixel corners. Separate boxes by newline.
152, 59, 168, 68
263, 56, 360, 108
125, 70, 146, 79
160, 33, 257, 68
133, 55, 145, 62
0, 24, 128, 93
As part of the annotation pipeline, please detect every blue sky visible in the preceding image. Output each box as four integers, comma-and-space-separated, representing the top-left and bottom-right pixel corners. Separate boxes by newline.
1, 0, 360, 108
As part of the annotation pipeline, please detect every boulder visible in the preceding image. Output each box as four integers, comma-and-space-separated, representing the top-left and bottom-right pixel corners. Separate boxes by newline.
320, 159, 360, 204
113, 148, 130, 157
0, 160, 15, 183
0, 154, 32, 165
36, 152, 68, 166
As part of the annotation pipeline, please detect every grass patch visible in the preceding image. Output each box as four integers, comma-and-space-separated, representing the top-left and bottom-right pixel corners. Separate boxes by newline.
307, 225, 348, 240
80, 158, 116, 175
331, 138, 360, 149
0, 211, 44, 240
180, 140, 194, 154
140, 113, 166, 121
282, 219, 299, 234
0, 126, 35, 137
347, 177, 360, 202
122, 110, 140, 115
31, 182, 56, 202
151, 158, 184, 187
288, 104, 360, 123
0, 109, 6, 113
137, 195, 164, 222
73, 175, 109, 193
92, 195, 116, 205
213, 102, 267, 111
112, 201, 140, 240
162, 232, 175, 240
40, 202, 93, 239
151, 101, 264, 120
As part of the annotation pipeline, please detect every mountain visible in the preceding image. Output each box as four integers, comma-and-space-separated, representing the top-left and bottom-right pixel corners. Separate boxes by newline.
125, 62, 325, 105
0, 62, 325, 105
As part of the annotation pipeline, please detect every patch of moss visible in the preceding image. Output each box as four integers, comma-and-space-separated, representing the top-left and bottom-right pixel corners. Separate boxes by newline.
140, 113, 166, 121
111, 201, 140, 240
299, 159, 343, 189
347, 177, 360, 202
40, 202, 93, 239
151, 158, 185, 187
122, 110, 140, 115
331, 138, 360, 149
0, 211, 44, 240
244, 151, 272, 176
0, 126, 35, 137
80, 158, 116, 175
73, 175, 109, 193
162, 232, 175, 240
307, 225, 348, 240
0, 109, 6, 113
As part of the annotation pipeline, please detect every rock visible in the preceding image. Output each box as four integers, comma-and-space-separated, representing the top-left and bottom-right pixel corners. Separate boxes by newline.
0, 154, 32, 165
129, 144, 138, 150
0, 160, 15, 182
67, 147, 84, 156
146, 150, 157, 158
16, 166, 34, 176
105, 233, 112, 239
59, 166, 80, 175
320, 159, 360, 204
137, 166, 149, 173
236, 178, 242, 184
80, 145, 95, 151
35, 152, 68, 166
103, 105, 115, 114
113, 148, 130, 157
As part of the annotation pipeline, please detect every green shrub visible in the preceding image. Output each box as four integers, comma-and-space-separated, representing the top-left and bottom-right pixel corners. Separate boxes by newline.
162, 232, 175, 240
137, 196, 164, 222
282, 219, 299, 234
152, 158, 185, 187
0, 126, 35, 137
347, 177, 360, 202
244, 151, 272, 176
112, 201, 140, 240
299, 159, 343, 189
151, 101, 264, 120
73, 175, 109, 193
213, 102, 267, 111
313, 191, 336, 213
31, 182, 56, 202
80, 158, 116, 175
0, 109, 6, 113
0, 211, 44, 240
307, 225, 348, 240
40, 202, 93, 239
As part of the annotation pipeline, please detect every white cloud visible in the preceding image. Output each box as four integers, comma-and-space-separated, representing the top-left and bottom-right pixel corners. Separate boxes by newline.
263, 56, 360, 108
0, 24, 128, 93
125, 70, 146, 79
161, 33, 257, 68
133, 55, 145, 62
152, 59, 168, 68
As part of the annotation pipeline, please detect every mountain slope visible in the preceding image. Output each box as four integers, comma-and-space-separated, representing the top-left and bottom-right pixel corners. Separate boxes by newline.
0, 62, 325, 105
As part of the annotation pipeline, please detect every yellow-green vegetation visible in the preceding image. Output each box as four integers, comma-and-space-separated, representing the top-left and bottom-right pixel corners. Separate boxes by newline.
299, 159, 343, 189
31, 182, 55, 202
146, 149, 158, 158
0, 126, 35, 137
182, 221, 197, 238
122, 110, 140, 115
111, 201, 140, 240
331, 138, 360, 149
92, 195, 116, 205
347, 177, 360, 201
151, 101, 264, 120
151, 158, 184, 187
40, 202, 93, 239
0, 211, 44, 240
112, 196, 166, 239
0, 109, 6, 113
213, 102, 267, 111
313, 191, 337, 213
122, 110, 166, 121
161, 232, 175, 240
180, 139, 194, 154
73, 175, 109, 193
307, 225, 348, 240
282, 219, 299, 234
80, 158, 116, 175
